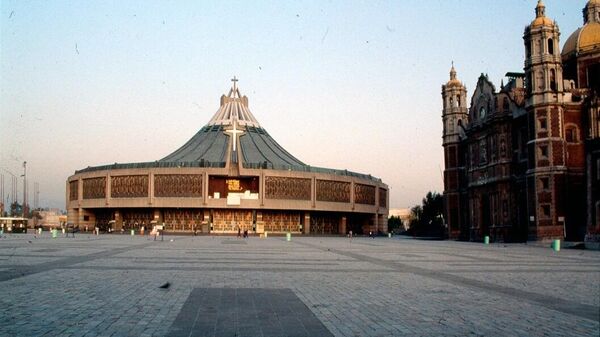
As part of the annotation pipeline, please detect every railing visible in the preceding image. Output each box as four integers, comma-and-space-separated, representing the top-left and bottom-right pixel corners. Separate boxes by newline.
242, 162, 381, 182
75, 161, 226, 174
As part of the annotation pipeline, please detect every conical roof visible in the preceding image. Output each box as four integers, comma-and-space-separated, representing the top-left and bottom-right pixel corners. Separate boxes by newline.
75, 79, 381, 182
159, 79, 306, 169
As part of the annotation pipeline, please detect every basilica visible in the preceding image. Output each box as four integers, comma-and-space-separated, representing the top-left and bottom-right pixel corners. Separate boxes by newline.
442, 0, 600, 247
66, 79, 388, 235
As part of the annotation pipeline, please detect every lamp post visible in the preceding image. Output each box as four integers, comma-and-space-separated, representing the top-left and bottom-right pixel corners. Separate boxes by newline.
22, 161, 27, 218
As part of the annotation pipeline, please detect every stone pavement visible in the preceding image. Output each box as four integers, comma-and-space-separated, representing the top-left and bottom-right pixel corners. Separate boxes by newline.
0, 232, 598, 336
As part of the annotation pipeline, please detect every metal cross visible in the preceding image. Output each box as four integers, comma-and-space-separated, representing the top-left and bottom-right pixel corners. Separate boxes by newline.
231, 76, 238, 91
225, 121, 244, 152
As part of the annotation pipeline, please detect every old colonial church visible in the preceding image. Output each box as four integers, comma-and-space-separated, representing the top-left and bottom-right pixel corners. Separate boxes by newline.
442, 0, 600, 247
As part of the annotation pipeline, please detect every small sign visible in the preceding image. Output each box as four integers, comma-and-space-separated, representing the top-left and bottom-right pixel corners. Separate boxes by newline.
529, 216, 535, 221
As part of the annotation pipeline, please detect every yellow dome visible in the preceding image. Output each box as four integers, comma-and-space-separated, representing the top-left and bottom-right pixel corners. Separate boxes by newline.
562, 22, 600, 57
530, 16, 554, 27
530, 0, 554, 27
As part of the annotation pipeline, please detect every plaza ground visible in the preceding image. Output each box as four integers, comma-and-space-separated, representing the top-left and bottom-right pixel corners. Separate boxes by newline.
0, 233, 599, 336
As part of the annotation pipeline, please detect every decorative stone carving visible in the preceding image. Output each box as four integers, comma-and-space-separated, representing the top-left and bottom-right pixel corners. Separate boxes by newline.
111, 175, 148, 198
69, 181, 78, 201
154, 174, 202, 198
316, 180, 350, 203
265, 177, 311, 200
379, 188, 387, 208
354, 183, 376, 205
83, 177, 106, 199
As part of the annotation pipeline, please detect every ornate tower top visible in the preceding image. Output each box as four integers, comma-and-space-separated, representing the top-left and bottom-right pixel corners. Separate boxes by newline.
207, 78, 261, 128
446, 62, 463, 87
584, 0, 600, 23
530, 0, 554, 27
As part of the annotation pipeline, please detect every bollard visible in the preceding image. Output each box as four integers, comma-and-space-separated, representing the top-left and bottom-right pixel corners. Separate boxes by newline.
552, 239, 560, 252
388, 233, 392, 238
286, 232, 291, 242
131, 229, 135, 236
484, 236, 490, 245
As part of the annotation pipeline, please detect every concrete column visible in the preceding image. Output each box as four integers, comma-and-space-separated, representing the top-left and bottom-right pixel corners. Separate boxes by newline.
78, 178, 83, 206
311, 176, 316, 208
260, 171, 264, 206
148, 172, 154, 205
106, 175, 111, 205
77, 207, 82, 226
339, 216, 347, 235
203, 172, 209, 205
115, 210, 122, 230
304, 213, 311, 234
351, 181, 355, 210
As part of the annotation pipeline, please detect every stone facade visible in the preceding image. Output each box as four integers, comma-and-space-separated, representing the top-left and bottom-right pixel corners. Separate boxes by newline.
67, 80, 388, 235
442, 1, 599, 246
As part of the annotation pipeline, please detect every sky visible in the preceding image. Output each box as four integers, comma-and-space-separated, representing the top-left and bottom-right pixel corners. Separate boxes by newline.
0, 0, 589, 210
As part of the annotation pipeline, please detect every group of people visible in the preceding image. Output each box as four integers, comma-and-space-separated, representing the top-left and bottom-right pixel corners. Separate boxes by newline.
237, 227, 249, 238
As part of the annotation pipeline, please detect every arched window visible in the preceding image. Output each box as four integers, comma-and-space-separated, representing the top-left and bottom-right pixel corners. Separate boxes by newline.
550, 69, 557, 91
547, 38, 554, 55
536, 71, 545, 90
456, 95, 461, 107
565, 125, 578, 143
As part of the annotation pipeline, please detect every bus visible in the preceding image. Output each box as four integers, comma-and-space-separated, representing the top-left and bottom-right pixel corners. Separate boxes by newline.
0, 217, 28, 233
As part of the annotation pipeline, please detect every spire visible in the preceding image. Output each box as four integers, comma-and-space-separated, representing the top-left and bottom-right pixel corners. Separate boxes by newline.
450, 61, 457, 81
209, 79, 261, 128
536, 0, 545, 18
584, 0, 600, 24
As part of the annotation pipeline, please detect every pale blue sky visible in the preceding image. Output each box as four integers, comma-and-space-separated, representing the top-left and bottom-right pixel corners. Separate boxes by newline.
0, 0, 588, 210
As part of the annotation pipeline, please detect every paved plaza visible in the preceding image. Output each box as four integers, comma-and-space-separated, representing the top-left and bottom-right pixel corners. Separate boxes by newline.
0, 233, 599, 337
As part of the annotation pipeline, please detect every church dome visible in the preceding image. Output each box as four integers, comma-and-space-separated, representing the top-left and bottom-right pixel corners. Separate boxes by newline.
562, 0, 600, 58
530, 0, 554, 28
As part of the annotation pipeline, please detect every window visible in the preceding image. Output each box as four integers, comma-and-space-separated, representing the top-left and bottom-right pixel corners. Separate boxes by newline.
500, 139, 507, 158
541, 205, 551, 218
540, 177, 549, 190
539, 145, 548, 159
539, 118, 547, 130
550, 69, 557, 91
83, 215, 90, 221
547, 38, 554, 55
565, 127, 576, 143
456, 95, 461, 107
503, 97, 509, 112
480, 139, 487, 165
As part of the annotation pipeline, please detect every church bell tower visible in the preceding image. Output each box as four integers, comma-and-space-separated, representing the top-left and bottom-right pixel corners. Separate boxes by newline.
523, 0, 567, 240
441, 64, 468, 239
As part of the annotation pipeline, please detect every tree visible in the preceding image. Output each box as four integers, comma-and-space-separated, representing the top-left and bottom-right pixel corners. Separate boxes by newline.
387, 215, 403, 233
408, 192, 445, 238
10, 201, 22, 217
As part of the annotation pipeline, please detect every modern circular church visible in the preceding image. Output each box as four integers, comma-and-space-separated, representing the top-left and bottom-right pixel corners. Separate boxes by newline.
66, 80, 389, 235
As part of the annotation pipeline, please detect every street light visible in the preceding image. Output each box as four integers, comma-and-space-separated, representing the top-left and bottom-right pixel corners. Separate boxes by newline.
22, 161, 27, 218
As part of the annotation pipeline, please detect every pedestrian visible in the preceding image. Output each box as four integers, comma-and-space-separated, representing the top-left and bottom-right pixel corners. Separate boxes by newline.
243, 229, 248, 238
238, 226, 241, 238
349, 230, 353, 241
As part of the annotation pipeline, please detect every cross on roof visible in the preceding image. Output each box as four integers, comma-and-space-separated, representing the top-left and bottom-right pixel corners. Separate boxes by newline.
231, 76, 238, 91
225, 121, 244, 152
